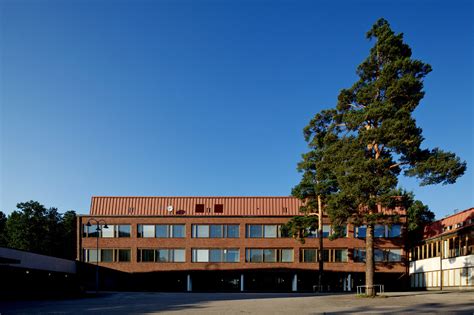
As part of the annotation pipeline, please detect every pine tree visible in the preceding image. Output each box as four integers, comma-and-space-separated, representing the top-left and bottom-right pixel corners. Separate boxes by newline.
302, 18, 466, 296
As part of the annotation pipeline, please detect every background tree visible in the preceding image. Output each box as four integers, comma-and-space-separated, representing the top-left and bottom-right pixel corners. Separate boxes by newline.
282, 110, 339, 291
303, 18, 466, 296
0, 211, 7, 246
3, 201, 77, 259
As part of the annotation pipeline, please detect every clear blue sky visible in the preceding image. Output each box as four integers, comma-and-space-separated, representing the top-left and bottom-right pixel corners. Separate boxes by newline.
1, 0, 472, 218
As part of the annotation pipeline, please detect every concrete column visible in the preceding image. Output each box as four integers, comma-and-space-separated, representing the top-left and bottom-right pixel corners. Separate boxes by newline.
187, 274, 192, 292
240, 274, 244, 292
292, 274, 297, 292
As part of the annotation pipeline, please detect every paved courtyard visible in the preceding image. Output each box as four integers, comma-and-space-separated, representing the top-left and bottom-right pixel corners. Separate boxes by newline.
1, 290, 473, 314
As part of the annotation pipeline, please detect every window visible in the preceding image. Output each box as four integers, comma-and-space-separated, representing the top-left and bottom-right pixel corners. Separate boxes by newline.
334, 249, 348, 262
172, 225, 185, 238
155, 225, 168, 238
225, 249, 239, 262
387, 249, 402, 262
281, 249, 293, 262
388, 225, 401, 238
246, 225, 283, 238
156, 249, 169, 262
247, 225, 263, 238
84, 248, 131, 262
214, 204, 223, 213
264, 249, 277, 262
138, 225, 155, 238
101, 225, 114, 238
137, 249, 185, 262
117, 225, 131, 237
192, 249, 209, 262
322, 225, 331, 238
354, 249, 366, 262
173, 249, 186, 262
195, 204, 205, 213
83, 225, 99, 238
302, 249, 317, 263
375, 249, 384, 262
100, 249, 114, 262
226, 225, 239, 238
192, 224, 239, 238
355, 226, 367, 238
245, 249, 293, 263
141, 249, 155, 262
117, 249, 131, 262
193, 225, 210, 238
264, 225, 277, 238
210, 225, 223, 238
374, 225, 386, 238
84, 249, 99, 262
193, 249, 239, 263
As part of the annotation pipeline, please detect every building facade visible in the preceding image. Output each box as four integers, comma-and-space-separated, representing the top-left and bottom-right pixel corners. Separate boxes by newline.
77, 196, 407, 292
409, 208, 474, 290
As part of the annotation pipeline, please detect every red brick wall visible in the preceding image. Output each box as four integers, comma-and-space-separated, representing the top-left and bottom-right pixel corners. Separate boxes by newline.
78, 215, 407, 274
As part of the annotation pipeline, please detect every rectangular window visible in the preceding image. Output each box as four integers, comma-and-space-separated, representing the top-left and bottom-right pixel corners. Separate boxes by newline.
172, 225, 185, 238
263, 249, 277, 262
246, 249, 263, 262
388, 225, 401, 238
354, 249, 366, 262
173, 249, 186, 262
302, 249, 317, 263
214, 204, 223, 213
117, 249, 131, 262
101, 225, 114, 238
195, 204, 205, 213
387, 249, 402, 262
138, 225, 155, 238
264, 225, 277, 238
281, 249, 293, 262
117, 225, 131, 238
374, 225, 386, 238
192, 249, 210, 262
155, 225, 169, 238
101, 249, 114, 262
195, 225, 210, 238
322, 225, 331, 238
307, 228, 318, 238
210, 225, 223, 238
209, 249, 223, 262
141, 249, 155, 262
247, 225, 263, 238
334, 249, 348, 262
226, 225, 239, 238
85, 249, 99, 262
225, 249, 240, 262
374, 249, 384, 262
156, 249, 169, 262
355, 226, 367, 238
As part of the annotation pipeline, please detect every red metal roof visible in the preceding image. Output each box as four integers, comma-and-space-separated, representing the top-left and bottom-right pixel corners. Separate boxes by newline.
423, 207, 474, 239
90, 196, 304, 216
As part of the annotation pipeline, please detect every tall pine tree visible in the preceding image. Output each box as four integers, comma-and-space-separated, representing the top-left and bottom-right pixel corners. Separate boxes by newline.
302, 18, 466, 296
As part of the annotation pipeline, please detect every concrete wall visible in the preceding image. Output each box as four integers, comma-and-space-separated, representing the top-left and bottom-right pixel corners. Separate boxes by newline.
0, 247, 76, 273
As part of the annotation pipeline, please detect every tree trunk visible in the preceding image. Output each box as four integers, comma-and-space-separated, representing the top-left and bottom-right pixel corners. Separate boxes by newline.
366, 223, 375, 296
317, 195, 324, 292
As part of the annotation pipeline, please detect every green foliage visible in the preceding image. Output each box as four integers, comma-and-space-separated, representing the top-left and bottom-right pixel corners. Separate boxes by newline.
2, 201, 77, 259
0, 211, 7, 246
280, 215, 318, 244
303, 18, 465, 226
296, 18, 466, 292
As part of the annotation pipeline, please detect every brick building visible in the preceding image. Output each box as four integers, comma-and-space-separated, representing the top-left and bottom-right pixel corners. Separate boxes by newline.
77, 196, 408, 292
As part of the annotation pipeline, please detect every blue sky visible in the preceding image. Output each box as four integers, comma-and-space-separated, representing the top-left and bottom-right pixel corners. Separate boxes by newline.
1, 0, 472, 218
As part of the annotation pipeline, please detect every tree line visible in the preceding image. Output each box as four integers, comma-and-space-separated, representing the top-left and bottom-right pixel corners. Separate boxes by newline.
0, 201, 76, 260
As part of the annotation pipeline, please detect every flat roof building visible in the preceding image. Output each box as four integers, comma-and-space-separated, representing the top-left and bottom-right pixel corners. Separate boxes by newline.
77, 196, 408, 292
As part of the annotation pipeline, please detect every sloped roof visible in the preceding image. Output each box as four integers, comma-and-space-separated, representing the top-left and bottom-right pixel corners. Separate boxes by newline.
90, 196, 304, 216
423, 207, 474, 239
